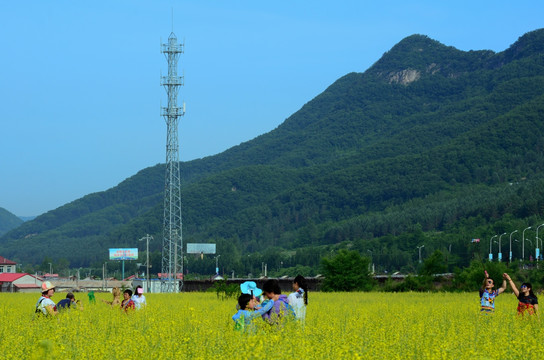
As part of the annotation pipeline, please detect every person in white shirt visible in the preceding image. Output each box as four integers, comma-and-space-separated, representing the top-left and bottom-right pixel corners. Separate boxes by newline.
131, 285, 147, 309
287, 275, 307, 322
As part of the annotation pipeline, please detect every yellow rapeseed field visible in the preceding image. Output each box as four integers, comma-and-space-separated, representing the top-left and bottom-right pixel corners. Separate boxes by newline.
0, 291, 542, 359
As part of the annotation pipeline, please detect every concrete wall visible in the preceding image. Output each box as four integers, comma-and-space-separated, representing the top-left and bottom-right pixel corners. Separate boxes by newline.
181, 277, 323, 293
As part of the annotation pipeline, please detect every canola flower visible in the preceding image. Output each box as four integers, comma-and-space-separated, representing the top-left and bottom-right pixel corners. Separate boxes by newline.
0, 291, 543, 359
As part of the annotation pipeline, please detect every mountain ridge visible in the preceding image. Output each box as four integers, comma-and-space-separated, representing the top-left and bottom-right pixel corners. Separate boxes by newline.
2, 28, 544, 273
0, 207, 23, 236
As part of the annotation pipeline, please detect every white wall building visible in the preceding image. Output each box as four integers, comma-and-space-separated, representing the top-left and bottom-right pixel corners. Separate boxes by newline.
0, 256, 17, 273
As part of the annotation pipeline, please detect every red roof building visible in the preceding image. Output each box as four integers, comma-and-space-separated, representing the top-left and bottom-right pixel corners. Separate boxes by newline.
0, 273, 43, 293
0, 256, 17, 274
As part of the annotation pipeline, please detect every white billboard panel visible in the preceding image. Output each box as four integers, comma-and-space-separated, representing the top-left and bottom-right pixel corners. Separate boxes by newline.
186, 243, 216, 254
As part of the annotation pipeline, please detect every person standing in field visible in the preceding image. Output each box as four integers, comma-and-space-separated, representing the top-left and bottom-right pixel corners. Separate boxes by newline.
288, 275, 308, 323
131, 285, 147, 309
479, 271, 507, 313
261, 279, 295, 324
121, 289, 135, 312
35, 281, 58, 317
504, 273, 539, 316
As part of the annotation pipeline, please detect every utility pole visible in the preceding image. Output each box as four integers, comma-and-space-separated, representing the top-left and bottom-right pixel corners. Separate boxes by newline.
417, 245, 425, 263
139, 234, 153, 292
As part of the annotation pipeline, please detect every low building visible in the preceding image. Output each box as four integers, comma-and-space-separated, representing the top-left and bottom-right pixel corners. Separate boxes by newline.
0, 273, 43, 292
0, 256, 17, 273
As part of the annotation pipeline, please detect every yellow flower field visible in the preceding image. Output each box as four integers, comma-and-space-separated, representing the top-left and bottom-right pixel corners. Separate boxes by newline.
0, 291, 542, 359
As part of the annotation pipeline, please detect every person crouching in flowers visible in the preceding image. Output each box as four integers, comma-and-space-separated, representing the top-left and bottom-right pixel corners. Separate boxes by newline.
121, 289, 135, 312
504, 273, 539, 316
479, 271, 507, 313
232, 293, 274, 332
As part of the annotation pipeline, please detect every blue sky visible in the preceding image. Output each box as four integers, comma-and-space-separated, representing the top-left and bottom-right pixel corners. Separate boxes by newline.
1, 1, 543, 217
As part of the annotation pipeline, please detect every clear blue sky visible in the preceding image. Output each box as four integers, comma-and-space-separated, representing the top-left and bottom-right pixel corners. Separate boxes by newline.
1, 1, 543, 217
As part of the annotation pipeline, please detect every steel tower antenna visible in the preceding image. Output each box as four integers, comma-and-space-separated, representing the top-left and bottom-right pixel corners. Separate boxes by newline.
160, 31, 184, 292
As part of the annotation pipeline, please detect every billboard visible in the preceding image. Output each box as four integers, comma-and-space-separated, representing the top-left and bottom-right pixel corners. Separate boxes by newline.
109, 248, 139, 260
187, 243, 216, 254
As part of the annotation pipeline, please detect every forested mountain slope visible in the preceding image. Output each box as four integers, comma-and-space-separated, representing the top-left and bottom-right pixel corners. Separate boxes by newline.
2, 29, 544, 273
0, 207, 23, 236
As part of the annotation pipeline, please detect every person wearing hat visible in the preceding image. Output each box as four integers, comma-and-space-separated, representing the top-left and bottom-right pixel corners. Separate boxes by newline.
35, 281, 58, 317
239, 281, 264, 309
240, 281, 263, 298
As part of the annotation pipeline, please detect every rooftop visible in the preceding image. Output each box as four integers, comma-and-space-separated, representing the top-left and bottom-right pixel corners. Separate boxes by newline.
0, 256, 16, 265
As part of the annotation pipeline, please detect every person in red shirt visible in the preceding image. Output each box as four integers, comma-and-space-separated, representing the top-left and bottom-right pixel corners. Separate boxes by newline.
504, 273, 539, 316
121, 289, 135, 312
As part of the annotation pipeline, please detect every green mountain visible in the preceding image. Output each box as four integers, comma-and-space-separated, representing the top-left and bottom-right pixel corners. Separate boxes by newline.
3, 29, 544, 275
0, 207, 24, 236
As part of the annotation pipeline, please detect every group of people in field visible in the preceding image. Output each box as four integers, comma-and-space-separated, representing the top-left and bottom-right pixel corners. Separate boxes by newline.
232, 275, 308, 332
35, 281, 147, 317
480, 271, 539, 315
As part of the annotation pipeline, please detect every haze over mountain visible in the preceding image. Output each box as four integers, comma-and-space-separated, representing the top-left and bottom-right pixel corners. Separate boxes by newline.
2, 29, 544, 275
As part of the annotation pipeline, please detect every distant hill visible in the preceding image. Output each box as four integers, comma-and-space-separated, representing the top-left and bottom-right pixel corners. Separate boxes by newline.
3, 29, 544, 275
0, 207, 23, 236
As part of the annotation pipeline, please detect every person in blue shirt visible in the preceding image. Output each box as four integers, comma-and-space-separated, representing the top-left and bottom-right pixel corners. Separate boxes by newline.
232, 293, 274, 332
479, 270, 507, 313
56, 292, 78, 311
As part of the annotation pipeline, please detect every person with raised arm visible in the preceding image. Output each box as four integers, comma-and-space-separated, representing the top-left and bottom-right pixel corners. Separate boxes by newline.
479, 271, 507, 313
504, 273, 539, 316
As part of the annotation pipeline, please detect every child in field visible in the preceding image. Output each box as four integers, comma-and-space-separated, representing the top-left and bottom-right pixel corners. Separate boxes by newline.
56, 292, 81, 312
262, 279, 295, 324
504, 273, 539, 316
479, 271, 507, 313
240, 281, 263, 304
287, 275, 307, 322
232, 293, 274, 332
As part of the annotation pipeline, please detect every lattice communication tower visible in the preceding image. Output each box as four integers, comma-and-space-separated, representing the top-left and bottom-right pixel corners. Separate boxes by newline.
160, 32, 185, 292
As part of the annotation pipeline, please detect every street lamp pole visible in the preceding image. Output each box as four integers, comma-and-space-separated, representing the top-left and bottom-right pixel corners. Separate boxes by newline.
367, 250, 373, 273
509, 230, 518, 263
215, 255, 221, 275
498, 232, 507, 262
522, 226, 532, 261
139, 234, 153, 292
536, 224, 544, 261
48, 262, 52, 275
417, 245, 425, 263
489, 235, 497, 261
